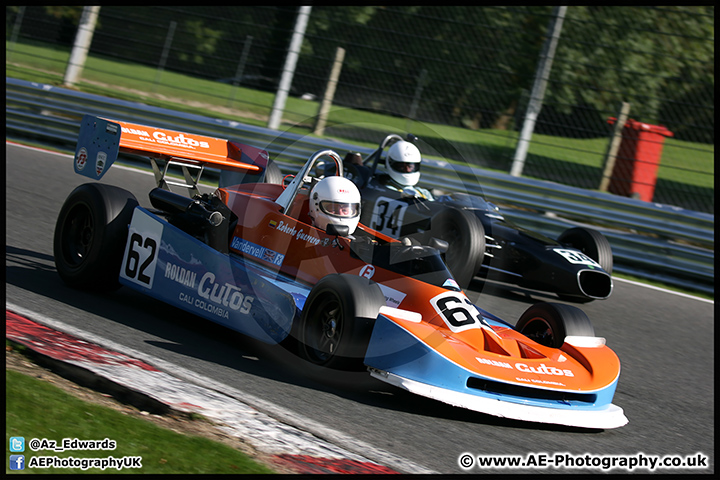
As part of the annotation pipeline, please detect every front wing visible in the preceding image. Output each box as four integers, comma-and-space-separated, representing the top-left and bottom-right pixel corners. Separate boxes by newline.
364, 314, 628, 429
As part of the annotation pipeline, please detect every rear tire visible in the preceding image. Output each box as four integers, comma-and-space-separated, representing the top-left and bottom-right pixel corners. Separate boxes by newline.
430, 208, 485, 289
53, 183, 138, 291
516, 302, 595, 348
299, 274, 385, 370
263, 159, 283, 184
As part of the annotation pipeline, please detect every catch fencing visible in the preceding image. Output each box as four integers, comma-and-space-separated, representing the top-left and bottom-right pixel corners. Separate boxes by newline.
5, 78, 714, 296
5, 6, 714, 214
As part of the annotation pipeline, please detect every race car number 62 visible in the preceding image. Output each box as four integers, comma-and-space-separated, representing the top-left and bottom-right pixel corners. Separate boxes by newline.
125, 233, 157, 286
121, 210, 163, 289
430, 291, 485, 333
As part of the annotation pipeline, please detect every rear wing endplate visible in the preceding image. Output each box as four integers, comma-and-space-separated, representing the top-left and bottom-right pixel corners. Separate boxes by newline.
73, 115, 269, 195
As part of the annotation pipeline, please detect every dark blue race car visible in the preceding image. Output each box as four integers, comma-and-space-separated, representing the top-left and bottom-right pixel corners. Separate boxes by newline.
337, 134, 614, 302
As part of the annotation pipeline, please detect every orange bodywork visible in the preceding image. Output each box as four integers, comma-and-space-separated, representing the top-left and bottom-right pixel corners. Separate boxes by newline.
219, 183, 406, 286
217, 183, 621, 394
386, 312, 621, 393
103, 118, 262, 173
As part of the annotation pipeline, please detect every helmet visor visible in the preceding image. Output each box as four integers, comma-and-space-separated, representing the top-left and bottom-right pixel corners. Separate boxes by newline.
319, 200, 359, 218
389, 159, 420, 174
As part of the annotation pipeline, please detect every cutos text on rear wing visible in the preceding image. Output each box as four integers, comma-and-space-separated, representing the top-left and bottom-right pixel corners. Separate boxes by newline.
73, 115, 271, 195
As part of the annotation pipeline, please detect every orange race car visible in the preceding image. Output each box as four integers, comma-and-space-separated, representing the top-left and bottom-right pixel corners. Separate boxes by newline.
53, 115, 627, 429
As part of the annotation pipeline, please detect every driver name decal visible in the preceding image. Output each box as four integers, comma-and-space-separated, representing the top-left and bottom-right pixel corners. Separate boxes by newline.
271, 220, 332, 247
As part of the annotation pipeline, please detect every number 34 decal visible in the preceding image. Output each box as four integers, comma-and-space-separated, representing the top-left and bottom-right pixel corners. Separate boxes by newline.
553, 248, 601, 267
370, 197, 408, 236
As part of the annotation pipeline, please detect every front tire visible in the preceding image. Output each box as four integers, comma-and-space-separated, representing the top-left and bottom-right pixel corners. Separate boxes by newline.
53, 183, 138, 291
299, 274, 385, 370
429, 207, 485, 289
558, 227, 613, 274
516, 302, 595, 348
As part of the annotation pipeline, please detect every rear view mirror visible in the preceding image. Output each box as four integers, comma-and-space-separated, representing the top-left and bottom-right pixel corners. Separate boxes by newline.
326, 224, 350, 237
429, 237, 448, 253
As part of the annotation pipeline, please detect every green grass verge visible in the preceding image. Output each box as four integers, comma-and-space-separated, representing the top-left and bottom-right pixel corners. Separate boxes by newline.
6, 369, 276, 474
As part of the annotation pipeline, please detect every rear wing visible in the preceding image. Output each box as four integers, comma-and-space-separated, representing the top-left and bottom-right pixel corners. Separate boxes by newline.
73, 115, 270, 195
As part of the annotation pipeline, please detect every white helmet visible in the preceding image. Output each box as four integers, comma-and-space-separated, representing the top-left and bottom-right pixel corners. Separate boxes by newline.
308, 176, 361, 235
386, 140, 421, 186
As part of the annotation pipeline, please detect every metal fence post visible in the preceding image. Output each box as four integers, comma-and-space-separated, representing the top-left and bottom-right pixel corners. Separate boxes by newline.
268, 6, 312, 130
599, 102, 631, 192
228, 35, 254, 107
313, 46, 346, 136
406, 68, 428, 131
510, 6, 566, 177
152, 21, 177, 93
63, 6, 101, 87
7, 6, 26, 62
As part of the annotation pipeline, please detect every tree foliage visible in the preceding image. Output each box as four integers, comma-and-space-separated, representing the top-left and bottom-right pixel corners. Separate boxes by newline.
298, 5, 713, 140
549, 6, 714, 139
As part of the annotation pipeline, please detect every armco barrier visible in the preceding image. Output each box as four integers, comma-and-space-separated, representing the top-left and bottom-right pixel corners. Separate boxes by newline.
5, 77, 714, 296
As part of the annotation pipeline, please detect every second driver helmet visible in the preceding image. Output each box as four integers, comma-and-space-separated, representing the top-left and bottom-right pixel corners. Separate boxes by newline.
386, 140, 421, 187
308, 176, 361, 235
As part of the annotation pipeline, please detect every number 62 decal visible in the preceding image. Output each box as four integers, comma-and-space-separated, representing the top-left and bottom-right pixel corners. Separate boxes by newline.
430, 291, 487, 333
120, 210, 162, 288
124, 233, 157, 286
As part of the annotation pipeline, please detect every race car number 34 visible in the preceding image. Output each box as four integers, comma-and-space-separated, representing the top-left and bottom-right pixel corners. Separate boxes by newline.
553, 248, 601, 267
370, 197, 408, 236
121, 210, 162, 289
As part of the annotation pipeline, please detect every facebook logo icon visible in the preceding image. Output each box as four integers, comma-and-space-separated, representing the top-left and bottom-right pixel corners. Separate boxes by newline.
10, 455, 25, 470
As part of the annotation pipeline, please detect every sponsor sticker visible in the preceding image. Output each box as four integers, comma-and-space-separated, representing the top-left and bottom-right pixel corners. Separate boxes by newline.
376, 283, 407, 309
75, 147, 88, 171
231, 237, 285, 266
95, 151, 107, 177
476, 357, 513, 369
359, 264, 375, 279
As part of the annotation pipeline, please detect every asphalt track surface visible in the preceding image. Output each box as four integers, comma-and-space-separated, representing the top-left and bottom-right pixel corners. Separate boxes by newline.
5, 143, 714, 474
